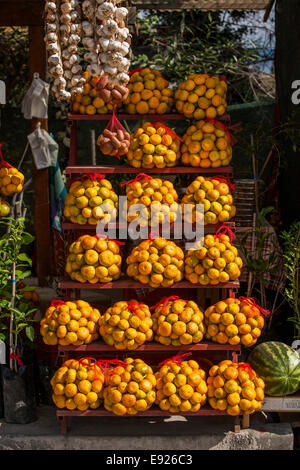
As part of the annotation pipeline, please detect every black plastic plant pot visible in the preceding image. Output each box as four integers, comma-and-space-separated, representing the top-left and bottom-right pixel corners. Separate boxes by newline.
2, 364, 37, 424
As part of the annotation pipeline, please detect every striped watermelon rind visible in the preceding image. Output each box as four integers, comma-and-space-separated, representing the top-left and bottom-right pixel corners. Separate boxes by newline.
248, 341, 300, 396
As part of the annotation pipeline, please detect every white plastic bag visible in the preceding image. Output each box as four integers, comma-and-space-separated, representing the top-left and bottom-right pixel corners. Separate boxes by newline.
27, 123, 58, 170
21, 73, 49, 119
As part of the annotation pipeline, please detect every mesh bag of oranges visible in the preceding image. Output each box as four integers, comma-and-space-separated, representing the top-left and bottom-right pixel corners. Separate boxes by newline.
125, 67, 174, 115
181, 175, 236, 225
121, 173, 179, 227
65, 234, 123, 284
155, 353, 208, 413
181, 119, 235, 168
207, 360, 265, 415
64, 174, 118, 225
99, 300, 153, 350
126, 234, 184, 288
151, 296, 205, 346
204, 297, 269, 347
0, 144, 24, 196
184, 226, 243, 285
127, 121, 181, 169
103, 358, 156, 415
50, 358, 105, 410
175, 73, 227, 120
40, 299, 101, 346
71, 71, 120, 115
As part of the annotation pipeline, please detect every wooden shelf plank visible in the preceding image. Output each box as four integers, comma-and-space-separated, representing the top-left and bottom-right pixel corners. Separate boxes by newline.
58, 278, 240, 290
56, 407, 228, 417
61, 221, 236, 232
57, 341, 241, 353
65, 165, 234, 175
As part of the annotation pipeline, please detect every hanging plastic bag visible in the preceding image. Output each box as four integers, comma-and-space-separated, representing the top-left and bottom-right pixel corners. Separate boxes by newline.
27, 123, 55, 170
97, 108, 130, 159
21, 73, 49, 120
0, 144, 24, 196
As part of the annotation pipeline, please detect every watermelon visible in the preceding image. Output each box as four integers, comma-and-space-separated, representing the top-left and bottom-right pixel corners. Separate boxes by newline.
248, 341, 300, 396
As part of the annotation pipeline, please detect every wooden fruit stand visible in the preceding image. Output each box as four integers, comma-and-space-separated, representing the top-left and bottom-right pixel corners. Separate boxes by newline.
56, 109, 248, 433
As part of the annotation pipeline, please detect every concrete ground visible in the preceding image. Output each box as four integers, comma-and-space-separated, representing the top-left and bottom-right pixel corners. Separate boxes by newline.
0, 405, 294, 450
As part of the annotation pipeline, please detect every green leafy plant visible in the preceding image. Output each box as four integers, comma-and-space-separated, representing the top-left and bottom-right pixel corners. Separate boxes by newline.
280, 221, 300, 338
237, 206, 277, 307
0, 217, 34, 291
0, 216, 35, 370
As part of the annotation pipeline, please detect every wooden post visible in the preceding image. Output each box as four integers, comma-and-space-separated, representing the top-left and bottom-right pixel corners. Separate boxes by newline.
29, 25, 53, 286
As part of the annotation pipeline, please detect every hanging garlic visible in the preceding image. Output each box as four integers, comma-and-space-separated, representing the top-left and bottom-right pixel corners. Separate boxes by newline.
82, 37, 95, 50
96, 2, 116, 20
69, 54, 81, 65
61, 2, 72, 14
71, 64, 82, 75
48, 54, 60, 66
47, 23, 57, 32
82, 21, 93, 37
87, 63, 102, 77
46, 13, 56, 22
47, 1, 57, 11
116, 7, 128, 20
84, 52, 98, 64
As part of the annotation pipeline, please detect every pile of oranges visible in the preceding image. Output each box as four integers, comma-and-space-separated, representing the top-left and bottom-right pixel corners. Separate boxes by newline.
175, 73, 227, 120
64, 177, 118, 225
127, 122, 181, 169
123, 175, 179, 227
71, 71, 118, 115
181, 120, 232, 168
51, 358, 105, 410
126, 237, 184, 288
103, 358, 156, 415
152, 297, 205, 346
184, 231, 243, 285
40, 300, 100, 346
65, 235, 122, 284
181, 176, 236, 225
99, 300, 153, 350
207, 360, 265, 416
204, 298, 265, 347
0, 165, 24, 196
155, 357, 207, 413
125, 68, 173, 115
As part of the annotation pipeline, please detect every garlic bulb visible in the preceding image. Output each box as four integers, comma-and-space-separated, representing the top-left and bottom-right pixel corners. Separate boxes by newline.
84, 52, 98, 63
82, 37, 95, 50
87, 63, 102, 77
115, 7, 128, 21
82, 21, 93, 37
96, 2, 115, 20
47, 23, 57, 32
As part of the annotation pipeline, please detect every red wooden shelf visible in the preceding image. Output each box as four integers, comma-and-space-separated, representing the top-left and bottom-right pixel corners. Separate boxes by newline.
68, 113, 188, 121
65, 165, 234, 175
57, 407, 228, 418
58, 278, 240, 290
61, 221, 235, 232
57, 341, 241, 354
